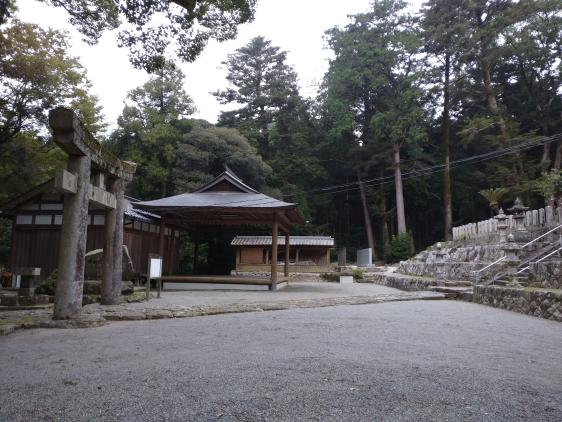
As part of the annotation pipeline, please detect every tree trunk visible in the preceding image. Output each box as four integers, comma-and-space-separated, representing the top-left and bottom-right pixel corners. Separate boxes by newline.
555, 141, 562, 171
541, 142, 552, 174
480, 57, 508, 141
357, 170, 376, 259
378, 169, 389, 257
442, 53, 453, 241
393, 145, 407, 235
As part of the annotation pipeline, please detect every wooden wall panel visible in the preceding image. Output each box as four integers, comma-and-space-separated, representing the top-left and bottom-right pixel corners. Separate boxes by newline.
240, 248, 264, 264
11, 225, 180, 280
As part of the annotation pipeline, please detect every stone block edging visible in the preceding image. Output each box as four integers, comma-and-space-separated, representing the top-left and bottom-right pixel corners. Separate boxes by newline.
473, 285, 562, 322
0, 292, 446, 336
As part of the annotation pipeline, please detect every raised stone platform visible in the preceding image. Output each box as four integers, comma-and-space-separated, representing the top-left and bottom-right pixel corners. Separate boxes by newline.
398, 243, 508, 281
473, 285, 562, 322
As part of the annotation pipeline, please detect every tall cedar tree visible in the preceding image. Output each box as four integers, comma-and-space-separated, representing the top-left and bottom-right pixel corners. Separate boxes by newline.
323, 0, 427, 236
213, 36, 300, 160
110, 62, 195, 198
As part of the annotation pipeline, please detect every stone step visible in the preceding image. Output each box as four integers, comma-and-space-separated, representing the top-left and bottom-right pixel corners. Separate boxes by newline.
443, 281, 472, 287
0, 294, 51, 307
428, 286, 473, 300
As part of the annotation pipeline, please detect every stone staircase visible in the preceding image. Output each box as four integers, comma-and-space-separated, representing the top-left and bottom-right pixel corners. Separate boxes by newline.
485, 237, 562, 287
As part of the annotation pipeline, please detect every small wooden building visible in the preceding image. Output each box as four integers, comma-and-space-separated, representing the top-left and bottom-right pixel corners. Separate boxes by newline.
135, 168, 305, 289
1, 180, 181, 281
231, 235, 334, 273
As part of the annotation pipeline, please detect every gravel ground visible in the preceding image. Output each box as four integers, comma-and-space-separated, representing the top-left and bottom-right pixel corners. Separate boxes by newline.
1, 300, 561, 422
139, 282, 408, 308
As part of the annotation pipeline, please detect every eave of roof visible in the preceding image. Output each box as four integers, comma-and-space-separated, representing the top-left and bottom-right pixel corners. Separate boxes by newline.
231, 236, 334, 247
0, 179, 161, 225
135, 192, 296, 210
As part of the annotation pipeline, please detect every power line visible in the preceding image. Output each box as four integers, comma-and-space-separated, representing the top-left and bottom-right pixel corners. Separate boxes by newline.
140, 132, 560, 211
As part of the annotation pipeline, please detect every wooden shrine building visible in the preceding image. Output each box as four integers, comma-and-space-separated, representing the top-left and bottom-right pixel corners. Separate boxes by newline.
135, 169, 304, 290
1, 180, 181, 281
231, 236, 334, 273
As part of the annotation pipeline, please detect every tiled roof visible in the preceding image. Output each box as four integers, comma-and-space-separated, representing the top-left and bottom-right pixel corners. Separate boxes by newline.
135, 192, 295, 209
124, 198, 160, 224
231, 236, 334, 247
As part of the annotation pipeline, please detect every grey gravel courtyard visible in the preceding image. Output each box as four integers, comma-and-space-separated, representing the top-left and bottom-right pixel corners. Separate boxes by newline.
1, 300, 561, 422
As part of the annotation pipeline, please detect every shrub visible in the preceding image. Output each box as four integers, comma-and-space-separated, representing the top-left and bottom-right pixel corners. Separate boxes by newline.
352, 268, 363, 280
385, 233, 415, 263
35, 270, 57, 296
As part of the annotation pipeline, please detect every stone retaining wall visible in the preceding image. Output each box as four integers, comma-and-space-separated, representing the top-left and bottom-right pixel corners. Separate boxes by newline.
398, 244, 507, 281
473, 285, 562, 322
368, 273, 440, 291
528, 262, 562, 289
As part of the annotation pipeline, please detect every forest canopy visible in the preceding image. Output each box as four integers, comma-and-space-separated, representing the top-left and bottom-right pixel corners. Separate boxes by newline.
0, 0, 561, 268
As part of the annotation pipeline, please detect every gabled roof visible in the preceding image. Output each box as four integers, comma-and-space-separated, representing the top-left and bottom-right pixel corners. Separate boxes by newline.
135, 170, 304, 226
0, 179, 160, 224
231, 236, 334, 247
193, 168, 258, 194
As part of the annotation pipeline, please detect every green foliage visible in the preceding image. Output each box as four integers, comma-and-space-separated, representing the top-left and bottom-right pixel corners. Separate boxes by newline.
478, 188, 510, 213
21, 0, 256, 71
352, 268, 363, 280
35, 270, 57, 296
0, 132, 66, 203
530, 170, 562, 203
0, 20, 106, 143
173, 125, 272, 193
385, 234, 415, 263
110, 63, 195, 198
214, 36, 301, 158
0, 218, 11, 267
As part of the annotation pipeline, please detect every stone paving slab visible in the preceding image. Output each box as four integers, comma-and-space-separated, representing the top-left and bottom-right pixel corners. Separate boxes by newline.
0, 283, 445, 336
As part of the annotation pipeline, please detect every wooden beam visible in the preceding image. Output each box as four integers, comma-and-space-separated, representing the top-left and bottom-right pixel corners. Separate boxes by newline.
277, 212, 293, 232
284, 232, 290, 277
159, 217, 166, 274
271, 216, 278, 289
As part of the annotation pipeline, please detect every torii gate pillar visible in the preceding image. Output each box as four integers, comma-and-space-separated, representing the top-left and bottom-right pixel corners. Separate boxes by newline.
49, 108, 136, 318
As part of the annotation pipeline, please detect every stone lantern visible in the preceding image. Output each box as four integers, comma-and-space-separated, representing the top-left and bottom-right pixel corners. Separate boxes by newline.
508, 197, 529, 232
494, 208, 509, 243
502, 233, 521, 285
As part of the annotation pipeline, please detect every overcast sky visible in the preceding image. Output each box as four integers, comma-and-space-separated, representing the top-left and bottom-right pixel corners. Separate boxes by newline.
17, 0, 423, 128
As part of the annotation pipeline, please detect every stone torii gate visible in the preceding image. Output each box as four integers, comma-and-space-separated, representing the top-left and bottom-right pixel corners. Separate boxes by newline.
49, 107, 136, 319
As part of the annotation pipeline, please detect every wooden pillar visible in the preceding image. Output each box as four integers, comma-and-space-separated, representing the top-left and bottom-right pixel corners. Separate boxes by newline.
284, 232, 290, 277
193, 232, 199, 275
159, 217, 166, 274
271, 216, 278, 289
170, 228, 175, 274
235, 248, 240, 270
326, 248, 331, 265
54, 155, 91, 319
101, 178, 125, 305
295, 248, 299, 265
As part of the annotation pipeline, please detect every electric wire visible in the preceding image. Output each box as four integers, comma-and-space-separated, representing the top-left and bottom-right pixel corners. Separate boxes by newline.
139, 133, 560, 211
